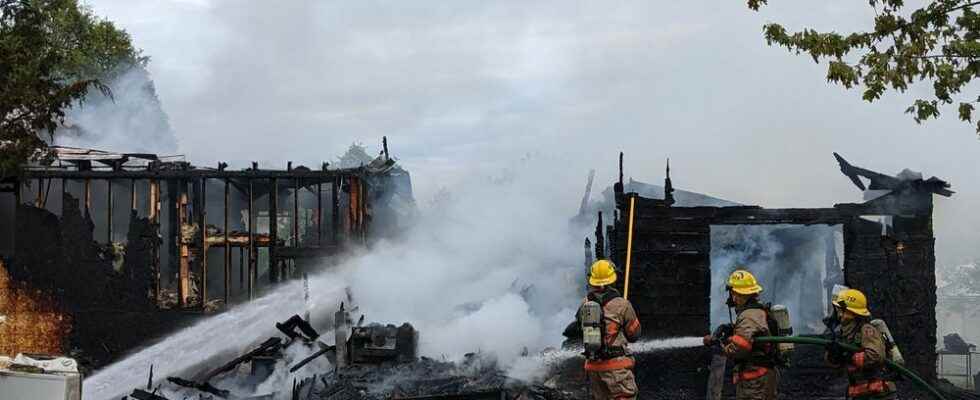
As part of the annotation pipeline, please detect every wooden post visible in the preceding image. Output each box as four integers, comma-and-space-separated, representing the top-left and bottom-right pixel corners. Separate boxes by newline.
199, 178, 208, 307
149, 179, 161, 304
331, 176, 339, 243
293, 178, 299, 248
12, 179, 20, 256
247, 179, 255, 300
348, 177, 360, 237
317, 182, 322, 247
34, 178, 44, 207
357, 178, 368, 243
130, 179, 137, 212
107, 179, 113, 243
239, 247, 244, 292
178, 187, 190, 308
269, 178, 278, 283
223, 178, 230, 305
61, 179, 66, 212
84, 179, 91, 217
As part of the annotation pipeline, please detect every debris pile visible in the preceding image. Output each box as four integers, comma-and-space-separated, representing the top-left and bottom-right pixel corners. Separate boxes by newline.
119, 307, 575, 400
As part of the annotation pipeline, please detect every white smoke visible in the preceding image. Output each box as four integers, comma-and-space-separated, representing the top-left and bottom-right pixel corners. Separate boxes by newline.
55, 65, 178, 154
709, 225, 838, 333
84, 155, 586, 400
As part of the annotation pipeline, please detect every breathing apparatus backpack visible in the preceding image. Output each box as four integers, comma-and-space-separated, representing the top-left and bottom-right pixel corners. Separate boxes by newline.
870, 318, 905, 366
768, 304, 794, 366
744, 302, 794, 367
580, 300, 604, 360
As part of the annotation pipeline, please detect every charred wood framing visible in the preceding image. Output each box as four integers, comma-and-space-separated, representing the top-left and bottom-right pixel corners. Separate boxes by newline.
332, 176, 340, 243
317, 181, 323, 246
177, 184, 190, 307
605, 153, 950, 380
1, 143, 398, 373
199, 178, 207, 306
293, 177, 300, 248
224, 178, 231, 304
270, 177, 279, 283
248, 178, 255, 300
106, 179, 113, 243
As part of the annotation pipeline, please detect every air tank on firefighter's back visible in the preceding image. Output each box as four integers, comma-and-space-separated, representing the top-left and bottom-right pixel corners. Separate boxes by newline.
770, 304, 794, 361
580, 301, 604, 358
870, 319, 904, 365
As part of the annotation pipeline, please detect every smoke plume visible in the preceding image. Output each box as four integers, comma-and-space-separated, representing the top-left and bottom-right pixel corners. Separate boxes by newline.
84, 156, 586, 400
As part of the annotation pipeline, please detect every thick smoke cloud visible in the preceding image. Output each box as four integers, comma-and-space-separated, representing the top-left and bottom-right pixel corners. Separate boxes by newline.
56, 65, 178, 154
82, 0, 979, 269
78, 0, 980, 373
84, 156, 587, 400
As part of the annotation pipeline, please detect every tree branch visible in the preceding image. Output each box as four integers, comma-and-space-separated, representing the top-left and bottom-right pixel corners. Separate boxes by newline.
945, 1, 980, 14
912, 54, 980, 59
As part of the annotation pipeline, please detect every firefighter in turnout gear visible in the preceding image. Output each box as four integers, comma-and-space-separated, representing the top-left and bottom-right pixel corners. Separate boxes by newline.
577, 259, 642, 400
825, 288, 897, 399
703, 269, 779, 400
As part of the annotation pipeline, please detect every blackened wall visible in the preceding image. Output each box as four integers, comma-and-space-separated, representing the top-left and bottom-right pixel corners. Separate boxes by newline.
610, 196, 711, 338
845, 215, 938, 380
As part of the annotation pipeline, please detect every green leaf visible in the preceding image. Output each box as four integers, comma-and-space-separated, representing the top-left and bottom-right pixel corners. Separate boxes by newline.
959, 102, 975, 122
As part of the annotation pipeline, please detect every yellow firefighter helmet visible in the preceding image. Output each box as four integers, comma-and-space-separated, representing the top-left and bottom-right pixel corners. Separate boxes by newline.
834, 288, 871, 317
726, 269, 763, 295
588, 260, 617, 287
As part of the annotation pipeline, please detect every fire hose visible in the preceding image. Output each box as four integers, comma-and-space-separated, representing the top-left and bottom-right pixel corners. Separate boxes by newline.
752, 336, 948, 400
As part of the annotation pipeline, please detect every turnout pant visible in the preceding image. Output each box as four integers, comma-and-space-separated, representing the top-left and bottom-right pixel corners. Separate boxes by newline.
587, 368, 637, 400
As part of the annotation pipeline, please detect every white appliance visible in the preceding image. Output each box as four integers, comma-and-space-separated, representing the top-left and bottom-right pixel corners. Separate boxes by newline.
0, 369, 82, 400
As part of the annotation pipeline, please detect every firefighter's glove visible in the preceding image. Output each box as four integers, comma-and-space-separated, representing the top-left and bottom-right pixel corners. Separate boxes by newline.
562, 320, 582, 339
713, 323, 734, 341
826, 341, 851, 366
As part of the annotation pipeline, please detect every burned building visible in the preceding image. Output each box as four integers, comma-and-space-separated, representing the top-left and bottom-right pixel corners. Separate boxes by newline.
595, 152, 952, 381
0, 139, 411, 370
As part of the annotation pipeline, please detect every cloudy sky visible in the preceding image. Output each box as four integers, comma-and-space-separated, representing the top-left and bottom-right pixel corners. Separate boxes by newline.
82, 0, 979, 266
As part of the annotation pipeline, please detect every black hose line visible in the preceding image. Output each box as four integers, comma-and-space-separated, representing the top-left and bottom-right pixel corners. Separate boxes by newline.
752, 336, 948, 400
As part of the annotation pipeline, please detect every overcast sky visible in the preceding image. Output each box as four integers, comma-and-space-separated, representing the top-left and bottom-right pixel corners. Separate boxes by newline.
82, 0, 979, 266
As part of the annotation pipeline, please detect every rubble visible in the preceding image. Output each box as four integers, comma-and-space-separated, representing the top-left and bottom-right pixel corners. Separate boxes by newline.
120, 309, 577, 400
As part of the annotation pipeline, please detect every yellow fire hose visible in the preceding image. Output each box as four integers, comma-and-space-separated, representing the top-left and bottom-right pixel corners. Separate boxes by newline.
623, 196, 636, 300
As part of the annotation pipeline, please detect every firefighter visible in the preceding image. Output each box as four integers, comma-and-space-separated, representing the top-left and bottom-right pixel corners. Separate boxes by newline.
825, 288, 897, 399
703, 269, 779, 400
578, 259, 642, 400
